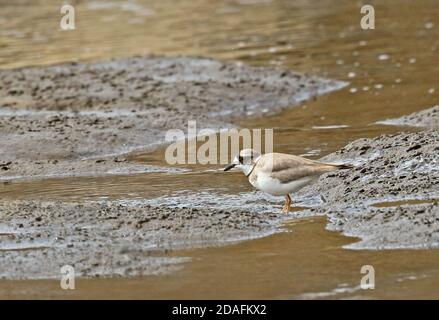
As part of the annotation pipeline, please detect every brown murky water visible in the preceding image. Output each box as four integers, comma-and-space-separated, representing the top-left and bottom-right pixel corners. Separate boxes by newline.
0, 0, 439, 299
2, 217, 439, 300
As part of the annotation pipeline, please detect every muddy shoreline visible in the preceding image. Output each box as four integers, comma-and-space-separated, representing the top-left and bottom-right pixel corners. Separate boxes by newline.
308, 106, 438, 250
1, 123, 437, 279
0, 201, 284, 279
1, 56, 438, 279
303, 129, 439, 249
0, 56, 343, 279
0, 56, 346, 181
377, 105, 439, 129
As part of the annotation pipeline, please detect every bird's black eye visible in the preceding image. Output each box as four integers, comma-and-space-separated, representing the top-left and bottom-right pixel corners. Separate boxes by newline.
238, 155, 243, 163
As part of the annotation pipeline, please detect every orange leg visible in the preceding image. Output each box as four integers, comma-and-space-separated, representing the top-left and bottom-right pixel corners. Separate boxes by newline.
282, 194, 292, 213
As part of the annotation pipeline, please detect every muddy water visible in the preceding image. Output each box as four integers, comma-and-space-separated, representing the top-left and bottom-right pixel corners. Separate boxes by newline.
1, 0, 439, 298
2, 217, 439, 300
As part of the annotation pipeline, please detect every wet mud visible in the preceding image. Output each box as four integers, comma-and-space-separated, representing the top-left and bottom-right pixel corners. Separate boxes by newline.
303, 128, 439, 249
0, 200, 284, 279
0, 58, 438, 279
377, 105, 439, 129
0, 56, 345, 181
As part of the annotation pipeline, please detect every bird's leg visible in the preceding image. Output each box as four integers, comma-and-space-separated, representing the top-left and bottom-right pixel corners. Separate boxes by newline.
282, 194, 292, 213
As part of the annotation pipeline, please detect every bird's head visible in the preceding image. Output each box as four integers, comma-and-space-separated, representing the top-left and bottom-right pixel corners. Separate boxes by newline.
224, 149, 261, 175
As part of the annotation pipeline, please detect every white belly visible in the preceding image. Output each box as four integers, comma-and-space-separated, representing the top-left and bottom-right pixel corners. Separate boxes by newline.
250, 173, 317, 196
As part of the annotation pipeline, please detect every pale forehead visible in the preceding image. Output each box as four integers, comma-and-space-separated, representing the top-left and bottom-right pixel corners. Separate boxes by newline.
239, 149, 256, 157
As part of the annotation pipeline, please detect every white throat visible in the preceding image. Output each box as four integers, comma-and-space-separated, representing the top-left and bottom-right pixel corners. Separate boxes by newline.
237, 164, 255, 176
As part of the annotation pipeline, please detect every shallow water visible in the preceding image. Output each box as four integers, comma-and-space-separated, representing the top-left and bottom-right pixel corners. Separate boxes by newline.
1, 0, 439, 298
372, 198, 439, 208
2, 217, 439, 299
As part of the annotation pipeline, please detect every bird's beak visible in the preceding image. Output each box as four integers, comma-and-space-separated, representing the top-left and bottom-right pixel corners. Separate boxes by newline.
224, 163, 236, 171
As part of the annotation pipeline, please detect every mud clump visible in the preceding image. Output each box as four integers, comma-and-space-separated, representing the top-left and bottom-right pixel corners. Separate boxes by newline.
301, 129, 439, 249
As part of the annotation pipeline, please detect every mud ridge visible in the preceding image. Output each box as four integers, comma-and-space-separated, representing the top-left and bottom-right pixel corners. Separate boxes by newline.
377, 105, 439, 129
301, 129, 439, 249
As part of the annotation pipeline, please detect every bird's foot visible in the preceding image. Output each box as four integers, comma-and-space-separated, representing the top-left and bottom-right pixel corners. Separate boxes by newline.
282, 194, 292, 214
281, 205, 291, 214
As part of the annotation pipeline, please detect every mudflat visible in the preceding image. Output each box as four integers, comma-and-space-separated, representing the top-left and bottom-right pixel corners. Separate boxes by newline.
0, 56, 345, 279
303, 128, 439, 249
0, 56, 345, 181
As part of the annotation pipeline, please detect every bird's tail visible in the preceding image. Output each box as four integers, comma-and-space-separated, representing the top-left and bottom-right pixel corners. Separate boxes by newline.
335, 163, 354, 170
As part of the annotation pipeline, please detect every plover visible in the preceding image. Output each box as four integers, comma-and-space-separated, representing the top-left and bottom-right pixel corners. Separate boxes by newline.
224, 149, 352, 213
